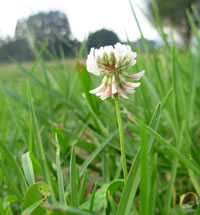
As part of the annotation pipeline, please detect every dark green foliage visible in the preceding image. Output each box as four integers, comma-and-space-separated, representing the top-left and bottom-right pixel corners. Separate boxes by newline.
87, 29, 120, 51
0, 39, 34, 62
148, 0, 200, 45
0, 11, 80, 62
15, 11, 72, 44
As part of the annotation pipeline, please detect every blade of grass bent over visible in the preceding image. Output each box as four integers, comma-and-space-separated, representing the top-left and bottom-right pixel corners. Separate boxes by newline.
134, 119, 200, 177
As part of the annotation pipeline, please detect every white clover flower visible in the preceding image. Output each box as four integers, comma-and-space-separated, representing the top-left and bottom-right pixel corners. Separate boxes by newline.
86, 43, 145, 100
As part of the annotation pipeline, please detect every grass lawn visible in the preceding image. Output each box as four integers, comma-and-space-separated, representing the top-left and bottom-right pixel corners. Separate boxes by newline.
0, 4, 200, 215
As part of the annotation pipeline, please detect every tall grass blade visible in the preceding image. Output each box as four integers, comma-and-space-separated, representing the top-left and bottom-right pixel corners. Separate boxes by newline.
27, 81, 56, 204
89, 183, 97, 213
55, 134, 66, 206
70, 145, 79, 208
134, 118, 200, 177
165, 123, 185, 214
79, 172, 88, 205
140, 124, 148, 215
0, 142, 27, 194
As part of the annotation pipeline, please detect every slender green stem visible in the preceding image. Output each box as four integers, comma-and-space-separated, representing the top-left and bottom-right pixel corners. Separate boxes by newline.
114, 96, 127, 183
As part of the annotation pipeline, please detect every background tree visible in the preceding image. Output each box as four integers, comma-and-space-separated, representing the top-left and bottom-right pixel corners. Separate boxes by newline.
0, 39, 34, 62
87, 29, 120, 51
148, 0, 200, 46
0, 10, 78, 62
15, 11, 72, 45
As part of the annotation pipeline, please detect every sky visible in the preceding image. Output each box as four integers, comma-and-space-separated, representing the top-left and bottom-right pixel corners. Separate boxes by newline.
0, 0, 159, 42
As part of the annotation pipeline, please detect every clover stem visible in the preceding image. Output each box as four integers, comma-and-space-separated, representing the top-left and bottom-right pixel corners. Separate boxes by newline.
114, 95, 128, 183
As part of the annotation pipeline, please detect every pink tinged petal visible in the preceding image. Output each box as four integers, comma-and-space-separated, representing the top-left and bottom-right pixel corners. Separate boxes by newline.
96, 84, 107, 96
100, 86, 112, 100
89, 83, 105, 94
90, 75, 108, 95
125, 82, 141, 88
95, 85, 107, 96
129, 70, 145, 80
117, 88, 128, 99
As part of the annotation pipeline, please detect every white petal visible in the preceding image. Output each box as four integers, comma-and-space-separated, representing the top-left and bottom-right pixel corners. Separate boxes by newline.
124, 86, 136, 94
104, 45, 114, 55
112, 82, 117, 94
113, 43, 137, 69
98, 47, 104, 58
86, 48, 100, 76
114, 43, 127, 60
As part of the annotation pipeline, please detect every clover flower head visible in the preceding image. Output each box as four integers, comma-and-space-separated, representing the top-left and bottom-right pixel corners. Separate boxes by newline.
86, 43, 145, 100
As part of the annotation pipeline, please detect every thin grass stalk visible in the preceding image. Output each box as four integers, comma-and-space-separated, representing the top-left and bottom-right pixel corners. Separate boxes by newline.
114, 95, 127, 183
55, 134, 66, 206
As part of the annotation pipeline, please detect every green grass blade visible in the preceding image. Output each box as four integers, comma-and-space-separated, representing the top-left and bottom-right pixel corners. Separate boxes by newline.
129, 0, 152, 57
22, 199, 43, 215
55, 134, 66, 206
0, 201, 5, 215
27, 81, 56, 204
22, 152, 35, 186
165, 123, 185, 214
4, 86, 51, 121
0, 163, 23, 202
79, 171, 88, 205
89, 183, 97, 213
192, 7, 200, 25
148, 154, 157, 215
46, 205, 92, 215
0, 142, 28, 194
11, 59, 74, 109
187, 47, 199, 127
70, 145, 79, 208
186, 10, 200, 42
39, 60, 55, 120
195, 202, 200, 215
140, 124, 148, 215
151, 0, 170, 49
134, 118, 200, 177
79, 129, 118, 177
108, 192, 117, 214
4, 94, 28, 146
